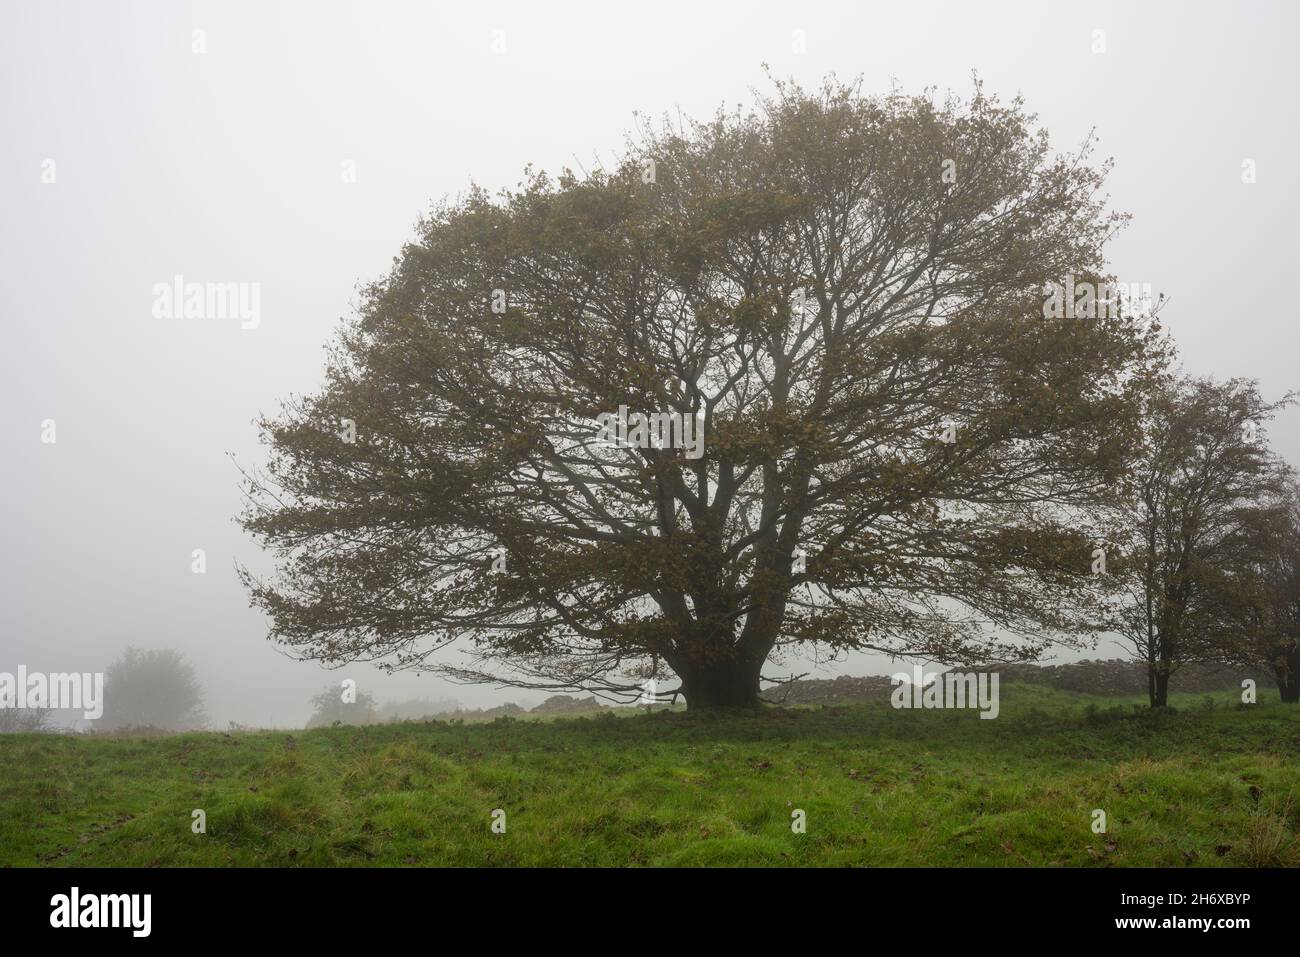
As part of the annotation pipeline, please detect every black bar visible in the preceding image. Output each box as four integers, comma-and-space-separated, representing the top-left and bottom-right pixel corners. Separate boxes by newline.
0, 867, 1284, 941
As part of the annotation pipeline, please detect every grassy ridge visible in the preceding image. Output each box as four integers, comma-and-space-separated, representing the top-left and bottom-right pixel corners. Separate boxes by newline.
2, 685, 1298, 867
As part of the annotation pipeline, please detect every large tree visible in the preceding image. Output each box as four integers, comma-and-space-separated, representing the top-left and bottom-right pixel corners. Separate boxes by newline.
240, 78, 1165, 709
1111, 377, 1293, 707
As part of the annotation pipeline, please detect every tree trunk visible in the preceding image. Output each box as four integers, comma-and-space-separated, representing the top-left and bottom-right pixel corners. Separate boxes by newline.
678, 658, 764, 710
1279, 675, 1300, 703
1149, 663, 1170, 707
1277, 646, 1300, 703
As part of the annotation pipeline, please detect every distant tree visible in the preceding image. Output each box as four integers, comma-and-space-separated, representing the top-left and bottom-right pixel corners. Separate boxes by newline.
240, 76, 1167, 709
375, 697, 463, 722
1237, 482, 1300, 702
306, 686, 378, 728
1111, 377, 1293, 707
99, 647, 206, 730
0, 707, 53, 734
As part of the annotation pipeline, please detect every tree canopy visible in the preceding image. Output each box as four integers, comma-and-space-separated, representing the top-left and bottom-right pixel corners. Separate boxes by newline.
240, 77, 1168, 708
100, 647, 207, 731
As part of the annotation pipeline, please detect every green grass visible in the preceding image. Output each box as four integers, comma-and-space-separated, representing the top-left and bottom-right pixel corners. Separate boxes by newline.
3, 685, 1298, 867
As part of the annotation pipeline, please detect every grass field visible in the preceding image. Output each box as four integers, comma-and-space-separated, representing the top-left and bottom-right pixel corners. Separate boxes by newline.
3, 684, 1299, 867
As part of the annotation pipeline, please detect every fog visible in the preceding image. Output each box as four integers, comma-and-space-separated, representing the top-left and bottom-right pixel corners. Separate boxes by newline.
2, 0, 1296, 728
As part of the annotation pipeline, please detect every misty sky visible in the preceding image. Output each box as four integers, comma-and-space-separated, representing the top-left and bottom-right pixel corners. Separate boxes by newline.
2, 0, 1296, 727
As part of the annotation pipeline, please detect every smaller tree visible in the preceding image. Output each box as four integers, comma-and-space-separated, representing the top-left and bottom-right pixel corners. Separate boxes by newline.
0, 707, 53, 734
1112, 377, 1293, 707
99, 648, 207, 731
1238, 482, 1300, 702
306, 686, 378, 728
